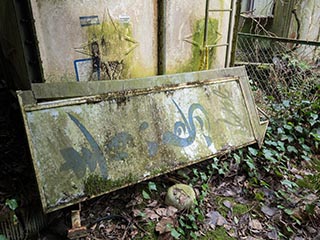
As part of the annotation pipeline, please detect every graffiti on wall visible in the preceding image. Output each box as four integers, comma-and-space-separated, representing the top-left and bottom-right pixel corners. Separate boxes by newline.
60, 99, 212, 179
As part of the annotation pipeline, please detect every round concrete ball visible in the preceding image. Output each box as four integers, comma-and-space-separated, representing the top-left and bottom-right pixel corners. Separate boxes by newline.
165, 184, 196, 210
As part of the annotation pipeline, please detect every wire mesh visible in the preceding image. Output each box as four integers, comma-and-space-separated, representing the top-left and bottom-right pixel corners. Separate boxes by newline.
235, 33, 319, 106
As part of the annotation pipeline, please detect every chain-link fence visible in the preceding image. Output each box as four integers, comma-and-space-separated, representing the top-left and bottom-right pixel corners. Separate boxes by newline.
235, 32, 320, 106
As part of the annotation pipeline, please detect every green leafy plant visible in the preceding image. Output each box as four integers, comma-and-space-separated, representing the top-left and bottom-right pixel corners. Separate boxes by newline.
171, 160, 232, 239
1, 198, 19, 226
0, 235, 8, 240
5, 199, 18, 211
297, 158, 320, 192
142, 181, 158, 200
228, 77, 319, 237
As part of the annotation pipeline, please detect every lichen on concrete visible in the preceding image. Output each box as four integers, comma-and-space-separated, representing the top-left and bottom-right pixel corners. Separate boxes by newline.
85, 19, 138, 80
178, 18, 219, 73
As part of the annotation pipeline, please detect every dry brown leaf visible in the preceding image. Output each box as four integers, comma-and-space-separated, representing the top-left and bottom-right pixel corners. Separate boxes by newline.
132, 209, 143, 217
166, 206, 178, 217
126, 195, 143, 207
223, 200, 233, 209
206, 210, 227, 229
261, 205, 277, 217
155, 208, 168, 217
147, 200, 158, 207
155, 217, 174, 234
145, 208, 159, 220
158, 232, 174, 240
267, 229, 278, 240
222, 189, 237, 197
249, 218, 263, 230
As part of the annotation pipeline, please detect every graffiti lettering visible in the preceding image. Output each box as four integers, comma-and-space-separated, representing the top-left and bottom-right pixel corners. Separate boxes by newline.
162, 100, 212, 147
60, 113, 107, 178
61, 100, 212, 177
105, 132, 134, 161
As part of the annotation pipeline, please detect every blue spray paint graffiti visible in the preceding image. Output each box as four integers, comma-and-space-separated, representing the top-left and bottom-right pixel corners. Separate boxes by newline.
105, 132, 134, 161
60, 100, 212, 177
60, 113, 107, 178
162, 100, 212, 147
139, 121, 159, 157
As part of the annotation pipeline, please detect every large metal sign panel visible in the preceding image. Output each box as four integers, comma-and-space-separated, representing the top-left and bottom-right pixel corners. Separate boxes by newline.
18, 68, 267, 212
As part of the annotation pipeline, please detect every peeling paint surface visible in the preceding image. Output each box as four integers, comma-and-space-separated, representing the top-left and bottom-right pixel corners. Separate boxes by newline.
19, 70, 266, 213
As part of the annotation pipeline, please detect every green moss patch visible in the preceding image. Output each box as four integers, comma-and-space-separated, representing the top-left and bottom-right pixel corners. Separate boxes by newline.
215, 196, 249, 217
85, 20, 137, 79
179, 18, 219, 73
200, 227, 235, 240
84, 173, 135, 196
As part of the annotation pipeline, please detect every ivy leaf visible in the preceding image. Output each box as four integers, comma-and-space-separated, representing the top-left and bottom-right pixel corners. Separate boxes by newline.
170, 228, 181, 239
0, 235, 8, 240
294, 125, 303, 133
287, 145, 298, 153
5, 199, 18, 211
281, 179, 298, 189
245, 159, 256, 170
309, 113, 318, 126
233, 153, 241, 164
301, 155, 311, 161
142, 190, 151, 200
248, 147, 258, 156
284, 208, 294, 215
148, 182, 157, 192
310, 132, 320, 141
276, 141, 285, 151
284, 124, 293, 130
282, 100, 290, 108
263, 149, 277, 163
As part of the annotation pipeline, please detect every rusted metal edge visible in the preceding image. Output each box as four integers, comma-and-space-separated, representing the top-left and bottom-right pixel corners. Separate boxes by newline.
24, 76, 239, 112
31, 67, 247, 100
17, 91, 47, 212
238, 75, 269, 148
225, 0, 235, 67
238, 32, 320, 47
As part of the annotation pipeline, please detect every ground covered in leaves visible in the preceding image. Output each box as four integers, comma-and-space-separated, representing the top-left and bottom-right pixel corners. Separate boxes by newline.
73, 152, 320, 240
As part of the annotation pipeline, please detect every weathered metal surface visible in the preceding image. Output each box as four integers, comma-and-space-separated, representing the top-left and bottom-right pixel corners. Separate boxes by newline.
18, 68, 267, 213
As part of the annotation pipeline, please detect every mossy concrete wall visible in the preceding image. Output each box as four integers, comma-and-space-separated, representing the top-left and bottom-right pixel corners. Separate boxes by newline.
28, 0, 235, 83
30, 0, 157, 82
166, 0, 235, 73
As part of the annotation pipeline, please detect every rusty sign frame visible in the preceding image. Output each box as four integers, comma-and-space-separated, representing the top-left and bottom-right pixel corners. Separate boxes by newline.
18, 67, 268, 212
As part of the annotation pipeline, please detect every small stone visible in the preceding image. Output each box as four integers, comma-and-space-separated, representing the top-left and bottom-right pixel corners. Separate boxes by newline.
249, 219, 263, 230
165, 184, 196, 210
306, 226, 317, 234
223, 200, 233, 209
261, 205, 277, 217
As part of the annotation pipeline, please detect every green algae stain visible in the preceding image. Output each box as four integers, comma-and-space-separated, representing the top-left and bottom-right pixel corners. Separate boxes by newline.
84, 20, 138, 80
178, 18, 219, 73
84, 173, 136, 196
